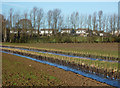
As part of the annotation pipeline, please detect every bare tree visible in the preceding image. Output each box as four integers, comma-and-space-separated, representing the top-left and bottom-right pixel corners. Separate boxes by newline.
32, 7, 38, 29
4, 8, 13, 42
53, 9, 61, 34
98, 10, 103, 31
105, 15, 109, 33
79, 14, 84, 28
24, 11, 28, 32
58, 15, 64, 30
70, 12, 79, 29
70, 12, 75, 29
87, 15, 92, 30
42, 16, 46, 29
102, 15, 106, 32
24, 11, 28, 19
110, 15, 113, 34
13, 14, 16, 30
13, 12, 20, 32
92, 12, 97, 31
83, 15, 87, 28
117, 15, 120, 32
0, 14, 6, 42
37, 8, 44, 35
65, 15, 71, 29
47, 10, 53, 29
113, 14, 117, 34
9, 8, 13, 30
29, 11, 33, 36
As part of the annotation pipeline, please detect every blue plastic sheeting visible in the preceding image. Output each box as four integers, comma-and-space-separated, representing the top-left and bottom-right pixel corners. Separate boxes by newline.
1, 46, 118, 63
1, 50, 120, 88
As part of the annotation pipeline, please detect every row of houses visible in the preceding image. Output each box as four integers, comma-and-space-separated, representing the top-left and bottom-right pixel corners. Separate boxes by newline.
1, 16, 119, 37
10, 28, 120, 37
10, 28, 89, 37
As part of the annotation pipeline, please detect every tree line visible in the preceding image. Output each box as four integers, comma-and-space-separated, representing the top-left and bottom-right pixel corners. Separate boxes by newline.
1, 7, 120, 43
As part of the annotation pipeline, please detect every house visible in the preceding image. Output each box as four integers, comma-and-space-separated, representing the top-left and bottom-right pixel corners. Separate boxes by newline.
112, 30, 120, 36
99, 31, 104, 37
92, 30, 99, 36
75, 28, 88, 34
33, 30, 38, 34
111, 30, 120, 36
92, 30, 105, 37
10, 30, 18, 34
40, 29, 54, 35
61, 29, 71, 34
99, 33, 104, 36
75, 28, 89, 37
115, 30, 120, 36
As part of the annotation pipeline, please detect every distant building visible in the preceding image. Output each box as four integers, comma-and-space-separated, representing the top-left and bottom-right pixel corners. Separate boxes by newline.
99, 31, 104, 37
61, 29, 71, 34
75, 28, 88, 34
92, 30, 99, 36
110, 30, 120, 36
10, 30, 17, 34
33, 29, 38, 34
75, 28, 89, 37
40, 29, 54, 35
113, 30, 120, 36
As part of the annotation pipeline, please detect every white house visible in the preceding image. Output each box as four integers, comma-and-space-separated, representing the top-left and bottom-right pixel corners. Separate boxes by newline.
40, 29, 53, 35
99, 33, 104, 36
92, 30, 98, 35
10, 31, 18, 34
75, 28, 89, 37
111, 30, 120, 36
33, 30, 38, 34
115, 30, 120, 36
75, 28, 88, 34
61, 29, 71, 34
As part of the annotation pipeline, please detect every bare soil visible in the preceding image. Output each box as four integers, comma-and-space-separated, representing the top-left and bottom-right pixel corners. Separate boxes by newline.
2, 53, 114, 87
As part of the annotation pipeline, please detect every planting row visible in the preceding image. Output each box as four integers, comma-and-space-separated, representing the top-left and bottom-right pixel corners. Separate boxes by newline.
2, 45, 119, 61
2, 47, 120, 80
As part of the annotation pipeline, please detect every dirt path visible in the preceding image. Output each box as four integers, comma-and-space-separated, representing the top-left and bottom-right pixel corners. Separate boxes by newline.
2, 53, 114, 87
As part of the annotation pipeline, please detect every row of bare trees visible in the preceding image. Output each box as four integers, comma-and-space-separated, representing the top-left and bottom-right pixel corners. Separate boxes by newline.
1, 7, 120, 43
3, 7, 119, 33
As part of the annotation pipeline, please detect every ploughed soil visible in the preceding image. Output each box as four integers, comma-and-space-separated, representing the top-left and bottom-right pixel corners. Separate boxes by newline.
3, 43, 118, 58
2, 53, 114, 87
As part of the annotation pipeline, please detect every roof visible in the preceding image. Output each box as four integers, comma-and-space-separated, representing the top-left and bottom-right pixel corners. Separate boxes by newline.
61, 29, 72, 31
93, 30, 104, 33
41, 29, 54, 31
76, 28, 89, 31
93, 30, 98, 32
99, 31, 104, 33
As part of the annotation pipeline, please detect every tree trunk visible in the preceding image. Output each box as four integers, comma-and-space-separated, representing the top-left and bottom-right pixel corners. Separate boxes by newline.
4, 28, 7, 42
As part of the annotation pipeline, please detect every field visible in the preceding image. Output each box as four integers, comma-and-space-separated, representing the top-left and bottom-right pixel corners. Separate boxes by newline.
2, 53, 111, 86
2, 43, 120, 87
3, 43, 119, 58
2, 46, 119, 80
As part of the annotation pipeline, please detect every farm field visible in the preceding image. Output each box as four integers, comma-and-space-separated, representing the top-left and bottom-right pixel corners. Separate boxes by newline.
1, 1, 120, 87
2, 47, 119, 71
2, 53, 111, 86
2, 43, 120, 87
2, 43, 119, 58
2, 46, 119, 81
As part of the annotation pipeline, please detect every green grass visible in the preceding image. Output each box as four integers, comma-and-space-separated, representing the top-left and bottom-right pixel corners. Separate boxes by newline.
49, 76, 56, 80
